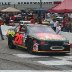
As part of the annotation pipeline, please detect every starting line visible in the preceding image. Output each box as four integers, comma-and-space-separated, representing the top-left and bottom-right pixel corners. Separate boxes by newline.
13, 54, 49, 58
13, 53, 72, 65
37, 60, 72, 65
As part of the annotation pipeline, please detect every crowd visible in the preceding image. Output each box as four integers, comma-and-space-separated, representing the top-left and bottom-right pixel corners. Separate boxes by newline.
62, 14, 72, 32
46, 13, 72, 34
0, 12, 72, 35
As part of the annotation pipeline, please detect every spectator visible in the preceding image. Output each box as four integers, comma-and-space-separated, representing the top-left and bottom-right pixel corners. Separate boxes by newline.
37, 17, 42, 24
52, 19, 58, 31
5, 15, 10, 25
56, 22, 61, 35
62, 16, 68, 32
70, 22, 72, 32
30, 18, 35, 24
25, 16, 28, 21
50, 19, 54, 28
0, 26, 4, 40
65, 17, 71, 32
68, 18, 72, 32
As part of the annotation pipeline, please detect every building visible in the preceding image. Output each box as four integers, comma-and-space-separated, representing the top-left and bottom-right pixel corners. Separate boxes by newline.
0, 0, 63, 10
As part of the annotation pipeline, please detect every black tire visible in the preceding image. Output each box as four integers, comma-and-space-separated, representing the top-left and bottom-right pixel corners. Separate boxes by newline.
8, 35, 16, 49
27, 39, 33, 54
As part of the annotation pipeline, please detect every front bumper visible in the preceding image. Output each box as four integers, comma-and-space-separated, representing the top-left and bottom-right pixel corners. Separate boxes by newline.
33, 50, 70, 53
32, 44, 70, 53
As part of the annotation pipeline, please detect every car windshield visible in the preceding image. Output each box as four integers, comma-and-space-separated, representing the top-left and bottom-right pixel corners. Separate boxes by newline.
28, 25, 56, 34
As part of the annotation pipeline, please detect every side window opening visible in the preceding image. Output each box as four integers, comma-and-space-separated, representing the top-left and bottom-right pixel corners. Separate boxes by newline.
19, 25, 27, 33
15, 25, 27, 33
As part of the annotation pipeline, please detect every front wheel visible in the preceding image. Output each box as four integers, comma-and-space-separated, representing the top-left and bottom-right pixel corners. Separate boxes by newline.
8, 35, 16, 49
27, 39, 33, 54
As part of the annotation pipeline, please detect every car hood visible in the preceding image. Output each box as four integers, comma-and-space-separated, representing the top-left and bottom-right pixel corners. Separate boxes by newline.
29, 33, 66, 41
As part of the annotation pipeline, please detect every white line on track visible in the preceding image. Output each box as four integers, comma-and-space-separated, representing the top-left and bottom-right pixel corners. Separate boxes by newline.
36, 55, 72, 65
54, 56, 72, 61
13, 54, 49, 58
13, 54, 72, 66
37, 60, 72, 65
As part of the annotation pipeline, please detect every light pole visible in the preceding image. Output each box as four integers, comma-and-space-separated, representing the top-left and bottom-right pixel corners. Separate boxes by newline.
14, 4, 15, 8
40, 0, 42, 8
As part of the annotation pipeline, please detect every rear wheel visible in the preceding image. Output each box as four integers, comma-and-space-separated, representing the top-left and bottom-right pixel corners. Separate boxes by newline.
8, 35, 16, 49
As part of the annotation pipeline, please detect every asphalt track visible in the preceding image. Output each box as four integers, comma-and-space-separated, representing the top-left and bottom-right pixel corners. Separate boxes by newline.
0, 39, 72, 71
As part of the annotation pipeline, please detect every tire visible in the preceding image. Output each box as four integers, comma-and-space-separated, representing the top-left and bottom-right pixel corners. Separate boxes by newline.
8, 35, 16, 49
27, 39, 33, 54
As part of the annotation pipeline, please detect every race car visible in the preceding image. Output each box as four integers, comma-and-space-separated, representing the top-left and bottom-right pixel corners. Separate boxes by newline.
7, 24, 70, 54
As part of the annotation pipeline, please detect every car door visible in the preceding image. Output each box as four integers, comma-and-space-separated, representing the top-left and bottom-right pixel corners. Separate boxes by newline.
13, 25, 27, 47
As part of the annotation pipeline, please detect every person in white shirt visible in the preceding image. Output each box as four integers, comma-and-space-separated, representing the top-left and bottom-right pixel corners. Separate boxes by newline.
56, 22, 61, 35
54, 20, 58, 28
50, 19, 54, 28
52, 19, 58, 31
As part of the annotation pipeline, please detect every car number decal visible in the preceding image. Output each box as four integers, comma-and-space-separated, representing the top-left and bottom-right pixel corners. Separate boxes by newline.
14, 33, 23, 45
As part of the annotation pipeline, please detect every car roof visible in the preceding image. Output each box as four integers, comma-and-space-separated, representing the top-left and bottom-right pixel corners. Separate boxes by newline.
19, 21, 31, 25
20, 20, 31, 23
26, 24, 49, 27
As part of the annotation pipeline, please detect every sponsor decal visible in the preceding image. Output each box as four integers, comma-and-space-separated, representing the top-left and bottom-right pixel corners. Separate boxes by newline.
33, 43, 38, 51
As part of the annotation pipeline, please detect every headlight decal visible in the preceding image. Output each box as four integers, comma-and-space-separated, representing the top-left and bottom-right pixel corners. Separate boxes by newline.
7, 30, 15, 37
